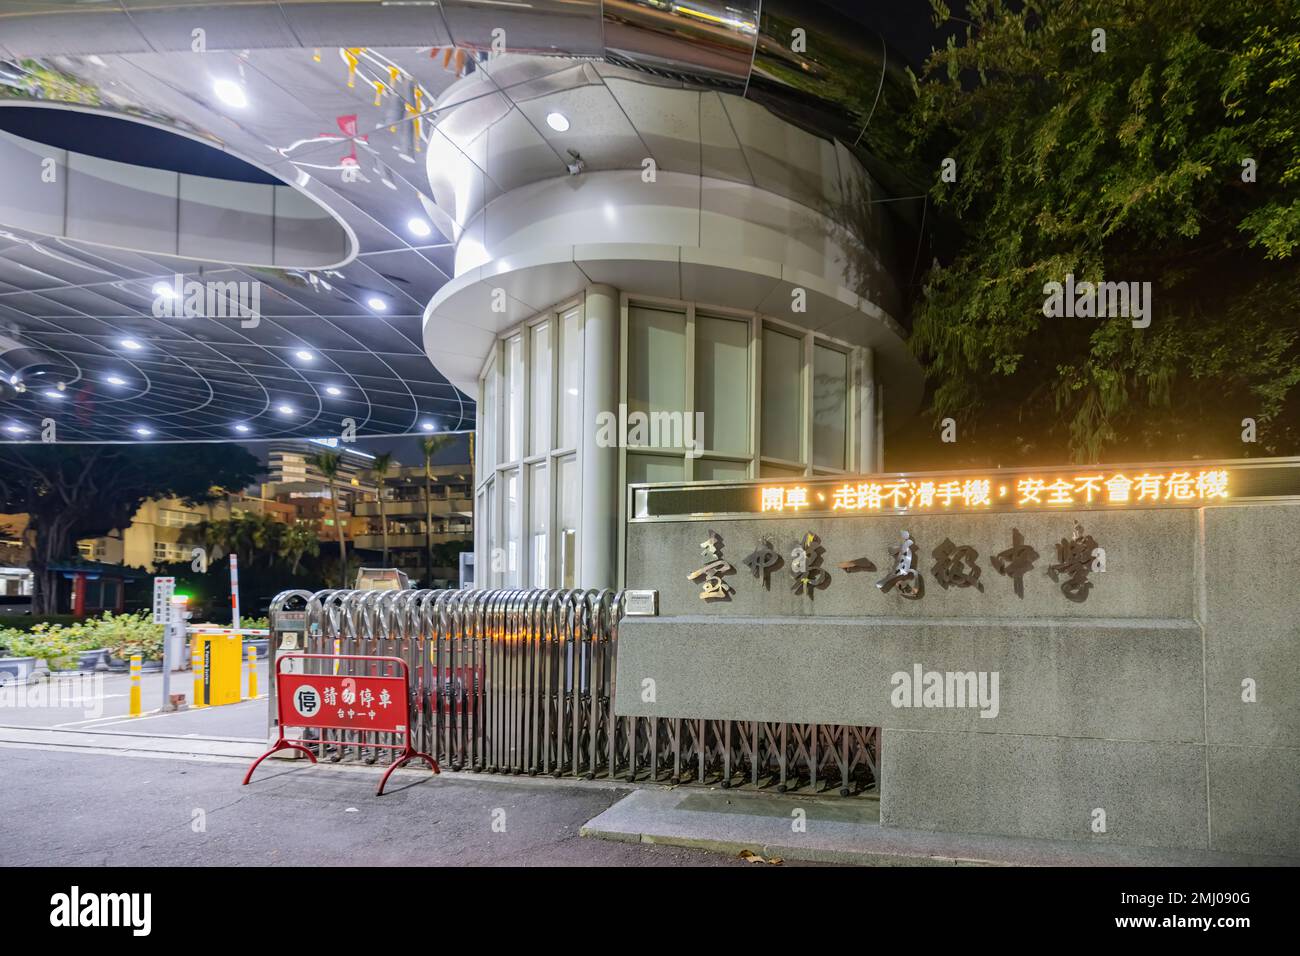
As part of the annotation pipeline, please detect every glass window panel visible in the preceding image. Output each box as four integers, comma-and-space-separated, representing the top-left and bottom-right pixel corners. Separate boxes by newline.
529, 464, 548, 588
481, 357, 497, 475
529, 321, 551, 456
560, 306, 583, 450
628, 306, 686, 449
761, 327, 803, 462
557, 455, 579, 588
695, 458, 750, 482
503, 469, 520, 587
813, 344, 848, 470
503, 334, 524, 462
760, 462, 805, 478
477, 478, 493, 588
627, 453, 685, 485
695, 314, 749, 455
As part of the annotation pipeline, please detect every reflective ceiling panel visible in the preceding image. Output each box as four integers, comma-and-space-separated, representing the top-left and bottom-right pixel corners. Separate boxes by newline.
0, 0, 913, 442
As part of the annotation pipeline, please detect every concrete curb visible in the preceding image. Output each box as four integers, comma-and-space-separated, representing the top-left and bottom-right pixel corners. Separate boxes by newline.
579, 788, 1300, 867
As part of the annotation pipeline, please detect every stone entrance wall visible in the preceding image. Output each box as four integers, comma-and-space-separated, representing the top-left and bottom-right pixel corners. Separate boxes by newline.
616, 502, 1300, 855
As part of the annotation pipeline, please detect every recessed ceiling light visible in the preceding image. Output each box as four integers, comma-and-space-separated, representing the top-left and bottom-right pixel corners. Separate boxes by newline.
546, 111, 570, 132
295, 350, 315, 362
366, 296, 388, 312
234, 423, 251, 433
152, 281, 177, 299
421, 422, 435, 431
407, 217, 432, 238
55, 381, 67, 392
325, 386, 342, 397
106, 375, 127, 386
44, 389, 64, 400
277, 404, 294, 416
213, 78, 249, 109
120, 338, 142, 351
134, 426, 153, 437
4, 423, 26, 434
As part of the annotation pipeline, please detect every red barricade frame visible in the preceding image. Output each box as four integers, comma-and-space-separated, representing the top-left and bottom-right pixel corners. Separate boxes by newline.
243, 653, 439, 795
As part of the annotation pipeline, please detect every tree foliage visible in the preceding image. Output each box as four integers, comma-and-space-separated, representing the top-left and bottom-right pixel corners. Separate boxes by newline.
202, 512, 319, 574
902, 0, 1300, 464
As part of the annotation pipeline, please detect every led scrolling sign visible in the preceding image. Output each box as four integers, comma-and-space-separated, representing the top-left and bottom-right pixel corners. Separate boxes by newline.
760, 468, 1231, 515
640, 462, 1300, 607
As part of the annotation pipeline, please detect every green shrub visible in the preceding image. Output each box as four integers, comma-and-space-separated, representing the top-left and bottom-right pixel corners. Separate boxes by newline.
96, 611, 165, 663
0, 611, 164, 665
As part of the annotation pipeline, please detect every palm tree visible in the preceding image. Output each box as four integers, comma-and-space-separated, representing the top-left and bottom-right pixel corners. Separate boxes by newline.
305, 450, 349, 587
418, 434, 454, 586
367, 452, 396, 567
279, 522, 319, 575
248, 512, 282, 568
202, 517, 235, 566
232, 513, 257, 566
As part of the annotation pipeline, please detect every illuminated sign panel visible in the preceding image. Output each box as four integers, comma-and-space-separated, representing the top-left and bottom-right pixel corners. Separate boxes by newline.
761, 468, 1230, 515
628, 459, 1300, 522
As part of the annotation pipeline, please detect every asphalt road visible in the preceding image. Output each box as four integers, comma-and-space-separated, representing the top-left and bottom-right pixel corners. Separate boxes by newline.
0, 747, 765, 867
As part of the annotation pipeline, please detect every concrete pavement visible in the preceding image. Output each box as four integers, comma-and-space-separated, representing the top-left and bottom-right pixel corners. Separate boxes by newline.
5, 672, 1293, 868
0, 744, 781, 867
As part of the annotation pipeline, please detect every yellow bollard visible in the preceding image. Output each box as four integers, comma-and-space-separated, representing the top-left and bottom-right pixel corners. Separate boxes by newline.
192, 638, 206, 708
246, 644, 258, 699
129, 654, 142, 717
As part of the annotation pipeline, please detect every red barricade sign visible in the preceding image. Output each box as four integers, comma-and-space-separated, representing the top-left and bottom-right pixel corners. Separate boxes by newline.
279, 672, 407, 732
243, 653, 438, 795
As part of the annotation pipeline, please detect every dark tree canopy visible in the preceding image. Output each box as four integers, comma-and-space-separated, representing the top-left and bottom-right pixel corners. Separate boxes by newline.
892, 0, 1300, 467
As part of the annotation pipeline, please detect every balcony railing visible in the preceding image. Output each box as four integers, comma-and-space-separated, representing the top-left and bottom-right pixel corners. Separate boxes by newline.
352, 498, 471, 517
351, 533, 470, 550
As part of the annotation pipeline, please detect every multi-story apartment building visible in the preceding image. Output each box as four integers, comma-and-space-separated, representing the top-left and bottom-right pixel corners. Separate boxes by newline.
352, 462, 473, 584
265, 440, 377, 507
77, 492, 295, 572
268, 484, 369, 544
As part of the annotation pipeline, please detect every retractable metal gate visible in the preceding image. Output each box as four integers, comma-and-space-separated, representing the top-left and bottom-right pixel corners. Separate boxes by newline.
269, 588, 878, 794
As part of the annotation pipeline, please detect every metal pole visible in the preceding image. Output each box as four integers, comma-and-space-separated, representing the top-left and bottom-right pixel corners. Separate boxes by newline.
160, 600, 173, 710
230, 553, 240, 630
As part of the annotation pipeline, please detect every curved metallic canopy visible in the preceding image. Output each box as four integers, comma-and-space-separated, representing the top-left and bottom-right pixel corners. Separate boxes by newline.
0, 0, 918, 443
